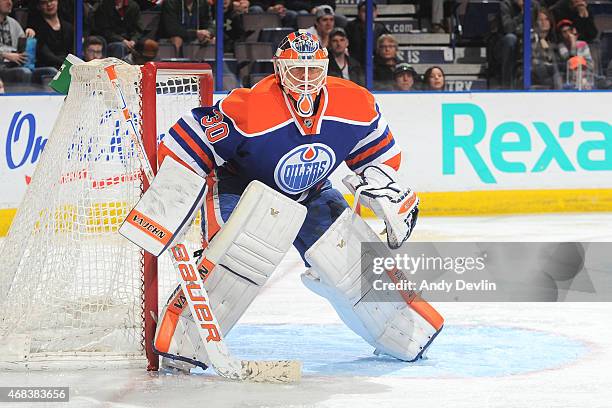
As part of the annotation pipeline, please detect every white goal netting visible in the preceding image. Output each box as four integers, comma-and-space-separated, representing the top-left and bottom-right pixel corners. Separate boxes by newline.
0, 59, 211, 369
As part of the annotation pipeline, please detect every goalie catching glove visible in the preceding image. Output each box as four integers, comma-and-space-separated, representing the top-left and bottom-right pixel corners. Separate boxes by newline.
343, 164, 419, 249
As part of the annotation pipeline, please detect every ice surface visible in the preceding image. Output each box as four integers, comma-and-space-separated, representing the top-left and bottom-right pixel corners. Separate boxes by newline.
1, 213, 611, 407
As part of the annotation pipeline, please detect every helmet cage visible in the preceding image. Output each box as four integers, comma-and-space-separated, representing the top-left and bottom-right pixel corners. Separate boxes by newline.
273, 31, 329, 99
274, 58, 328, 96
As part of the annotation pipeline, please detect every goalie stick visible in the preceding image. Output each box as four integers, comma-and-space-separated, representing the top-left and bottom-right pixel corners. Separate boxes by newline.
104, 63, 301, 383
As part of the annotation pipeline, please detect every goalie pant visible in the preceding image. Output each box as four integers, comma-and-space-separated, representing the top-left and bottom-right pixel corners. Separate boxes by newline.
154, 168, 442, 366
201, 168, 348, 260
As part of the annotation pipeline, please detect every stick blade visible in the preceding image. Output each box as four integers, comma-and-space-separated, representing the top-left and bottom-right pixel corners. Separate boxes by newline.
216, 360, 302, 383
244, 360, 302, 383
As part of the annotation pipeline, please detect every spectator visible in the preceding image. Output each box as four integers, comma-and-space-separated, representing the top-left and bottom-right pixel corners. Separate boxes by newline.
327, 27, 364, 86
32, 0, 73, 69
550, 0, 597, 43
557, 18, 594, 89
532, 8, 562, 88
25, 0, 75, 32
123, 38, 158, 64
219, 0, 248, 54
285, 1, 347, 28
27, 0, 99, 38
231, 0, 250, 14
83, 35, 105, 61
419, 0, 450, 33
423, 65, 445, 91
93, 0, 144, 58
160, 0, 213, 55
490, 0, 540, 89
250, 0, 299, 28
0, 0, 35, 82
344, 0, 388, 66
431, 0, 447, 32
0, 76, 5, 92
393, 62, 417, 91
305, 5, 334, 48
373, 33, 401, 90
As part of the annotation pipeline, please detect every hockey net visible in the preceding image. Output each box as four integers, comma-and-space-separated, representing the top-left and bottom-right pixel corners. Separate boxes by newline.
0, 59, 213, 370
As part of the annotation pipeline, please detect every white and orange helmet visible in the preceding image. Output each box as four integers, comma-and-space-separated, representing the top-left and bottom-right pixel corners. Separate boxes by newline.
273, 30, 329, 117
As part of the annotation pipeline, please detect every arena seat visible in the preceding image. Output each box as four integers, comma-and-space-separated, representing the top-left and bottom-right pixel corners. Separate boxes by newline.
590, 1, 612, 16
297, 14, 316, 29
156, 43, 178, 60
234, 42, 275, 81
258, 27, 295, 45
203, 58, 239, 76
234, 42, 275, 62
243, 13, 282, 42
13, 8, 28, 29
595, 14, 612, 32
249, 59, 274, 75
183, 43, 216, 61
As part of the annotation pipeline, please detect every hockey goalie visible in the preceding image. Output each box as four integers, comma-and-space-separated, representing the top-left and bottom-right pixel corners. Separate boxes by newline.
126, 31, 444, 373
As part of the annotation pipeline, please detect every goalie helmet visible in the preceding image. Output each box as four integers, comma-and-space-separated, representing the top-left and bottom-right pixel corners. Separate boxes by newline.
273, 30, 329, 117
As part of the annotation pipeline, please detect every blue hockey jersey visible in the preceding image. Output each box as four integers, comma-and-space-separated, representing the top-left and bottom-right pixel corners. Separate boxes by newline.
159, 75, 401, 201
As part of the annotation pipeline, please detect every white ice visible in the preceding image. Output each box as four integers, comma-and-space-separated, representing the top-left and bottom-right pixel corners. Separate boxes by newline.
1, 213, 611, 407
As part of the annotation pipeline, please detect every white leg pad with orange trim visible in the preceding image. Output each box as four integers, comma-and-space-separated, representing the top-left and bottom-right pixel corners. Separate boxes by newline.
154, 181, 307, 370
303, 209, 444, 362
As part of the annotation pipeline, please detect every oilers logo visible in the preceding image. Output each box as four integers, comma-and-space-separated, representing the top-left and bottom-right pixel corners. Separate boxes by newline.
274, 143, 336, 194
290, 32, 320, 55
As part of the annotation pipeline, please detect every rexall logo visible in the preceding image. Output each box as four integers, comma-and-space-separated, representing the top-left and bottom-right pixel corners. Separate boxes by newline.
442, 103, 611, 183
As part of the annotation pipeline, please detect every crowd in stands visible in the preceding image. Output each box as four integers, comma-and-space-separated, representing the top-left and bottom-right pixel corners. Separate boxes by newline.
1, 0, 611, 92
488, 0, 605, 89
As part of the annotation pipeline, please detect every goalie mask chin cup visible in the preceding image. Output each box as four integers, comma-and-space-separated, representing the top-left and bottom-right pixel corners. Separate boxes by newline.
273, 30, 329, 117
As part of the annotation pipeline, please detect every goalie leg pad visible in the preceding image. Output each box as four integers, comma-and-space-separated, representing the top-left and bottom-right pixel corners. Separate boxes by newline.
154, 180, 307, 369
303, 209, 444, 362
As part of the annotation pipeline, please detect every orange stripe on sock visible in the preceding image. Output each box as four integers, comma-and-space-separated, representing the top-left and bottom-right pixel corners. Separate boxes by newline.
205, 173, 221, 243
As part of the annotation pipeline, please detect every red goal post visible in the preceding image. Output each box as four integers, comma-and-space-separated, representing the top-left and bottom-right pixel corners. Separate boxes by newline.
141, 62, 213, 371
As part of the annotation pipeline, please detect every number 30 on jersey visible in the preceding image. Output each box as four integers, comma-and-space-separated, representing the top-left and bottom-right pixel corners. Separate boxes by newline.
200, 109, 229, 143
